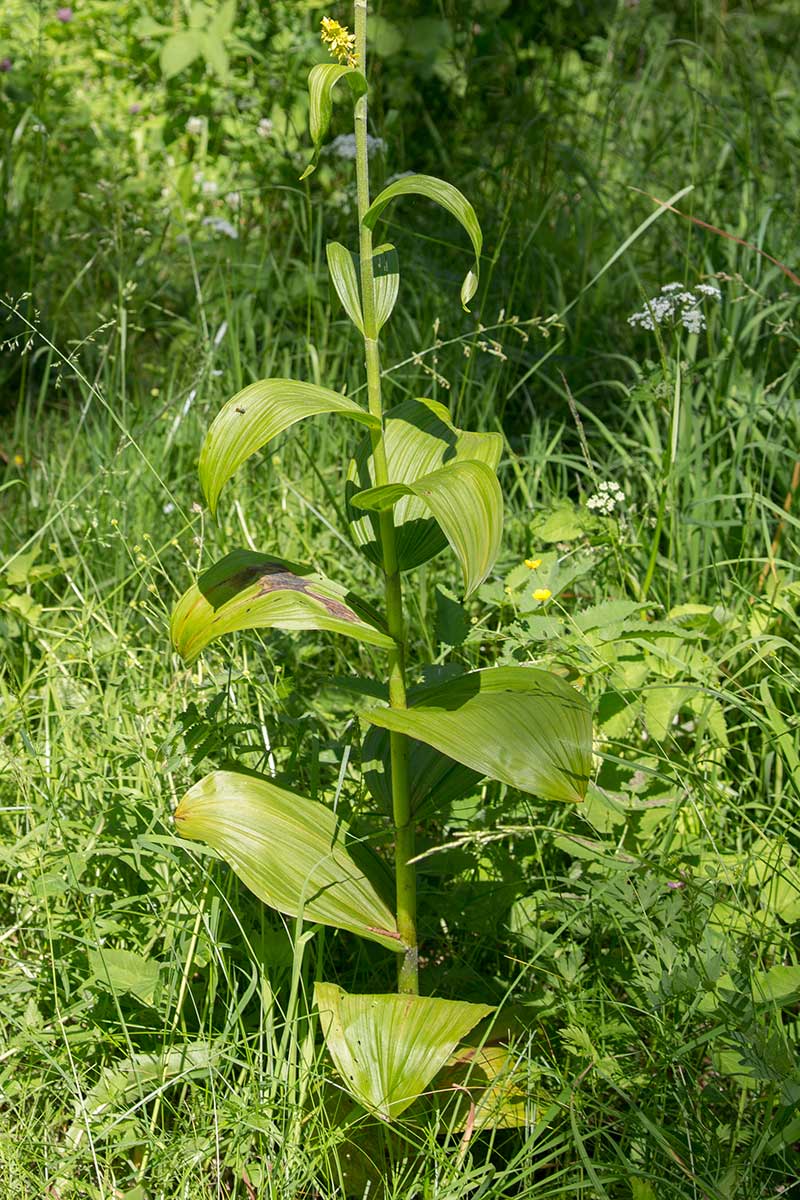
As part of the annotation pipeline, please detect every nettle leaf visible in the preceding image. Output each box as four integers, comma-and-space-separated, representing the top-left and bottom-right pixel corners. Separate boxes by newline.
171, 549, 393, 662
364, 667, 592, 803
199, 30, 229, 79
301, 63, 368, 180
199, 379, 378, 514
160, 31, 203, 77
175, 771, 401, 950
327, 242, 399, 334
347, 397, 502, 573
209, 0, 237, 38
315, 983, 492, 1120
362, 174, 483, 309
88, 948, 160, 1006
352, 460, 502, 597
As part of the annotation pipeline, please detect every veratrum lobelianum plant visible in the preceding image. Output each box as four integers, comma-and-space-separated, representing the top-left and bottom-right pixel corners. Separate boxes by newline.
169, 1, 592, 1124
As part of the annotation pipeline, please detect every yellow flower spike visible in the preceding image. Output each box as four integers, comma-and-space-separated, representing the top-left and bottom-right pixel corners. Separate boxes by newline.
320, 17, 358, 67
532, 588, 552, 602
524, 557, 542, 570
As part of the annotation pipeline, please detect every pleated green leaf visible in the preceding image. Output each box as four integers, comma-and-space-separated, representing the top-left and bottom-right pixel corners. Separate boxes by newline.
347, 397, 502, 573
326, 242, 399, 334
175, 772, 401, 950
352, 460, 502, 597
362, 723, 481, 818
326, 242, 364, 332
362, 173, 483, 309
315, 983, 492, 1120
199, 379, 378, 514
301, 63, 368, 180
364, 667, 592, 803
171, 549, 393, 662
372, 243, 400, 330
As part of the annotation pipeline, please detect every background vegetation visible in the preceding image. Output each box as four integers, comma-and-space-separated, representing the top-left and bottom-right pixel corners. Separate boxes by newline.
1, 1, 799, 1196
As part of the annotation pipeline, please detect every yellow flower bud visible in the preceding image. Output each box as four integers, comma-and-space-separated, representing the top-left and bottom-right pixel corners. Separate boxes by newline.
532, 588, 552, 602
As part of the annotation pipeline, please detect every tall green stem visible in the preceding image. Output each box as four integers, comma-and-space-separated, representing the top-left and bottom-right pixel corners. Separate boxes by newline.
353, 0, 418, 994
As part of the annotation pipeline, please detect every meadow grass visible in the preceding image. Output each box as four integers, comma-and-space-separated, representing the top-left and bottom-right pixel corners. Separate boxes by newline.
2, 2, 800, 1196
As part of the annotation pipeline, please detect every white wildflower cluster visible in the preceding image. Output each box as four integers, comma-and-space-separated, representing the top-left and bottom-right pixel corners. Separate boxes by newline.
587, 480, 625, 516
628, 281, 721, 335
185, 116, 204, 136
257, 117, 274, 138
202, 216, 238, 239
329, 133, 385, 160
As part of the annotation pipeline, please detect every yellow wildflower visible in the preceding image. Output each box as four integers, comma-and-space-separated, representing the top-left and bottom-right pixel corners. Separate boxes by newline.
524, 557, 542, 570
320, 17, 358, 67
532, 588, 552, 602
13, 454, 24, 467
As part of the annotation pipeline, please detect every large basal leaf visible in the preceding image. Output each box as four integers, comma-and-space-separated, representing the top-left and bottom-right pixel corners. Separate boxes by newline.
171, 549, 393, 662
175, 771, 401, 951
326, 242, 399, 335
199, 378, 378, 514
347, 397, 502, 573
301, 63, 368, 180
364, 667, 592, 803
352, 460, 502, 597
315, 983, 492, 1120
362, 174, 483, 309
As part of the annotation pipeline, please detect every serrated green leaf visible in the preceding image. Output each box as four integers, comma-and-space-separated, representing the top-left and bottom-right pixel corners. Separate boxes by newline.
753, 964, 800, 1004
65, 1043, 214, 1151
644, 685, 692, 740
347, 397, 502, 573
133, 16, 171, 38
199, 378, 378, 514
352, 459, 502, 597
364, 667, 592, 802
209, 0, 236, 38
531, 499, 587, 543
200, 30, 229, 79
160, 31, 203, 77
175, 771, 401, 950
171, 549, 393, 662
573, 600, 649, 632
301, 63, 368, 179
88, 948, 160, 1006
362, 173, 482, 309
315, 983, 492, 1120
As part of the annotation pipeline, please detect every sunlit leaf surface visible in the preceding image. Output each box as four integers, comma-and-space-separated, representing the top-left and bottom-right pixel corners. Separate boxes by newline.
175, 771, 401, 950
352, 459, 502, 596
171, 548, 393, 661
199, 378, 378, 514
301, 63, 367, 179
364, 667, 592, 803
362, 173, 483, 308
347, 396, 502, 573
315, 983, 492, 1120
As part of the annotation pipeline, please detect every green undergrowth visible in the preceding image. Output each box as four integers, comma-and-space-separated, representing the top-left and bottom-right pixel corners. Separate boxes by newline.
2, 271, 799, 1195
